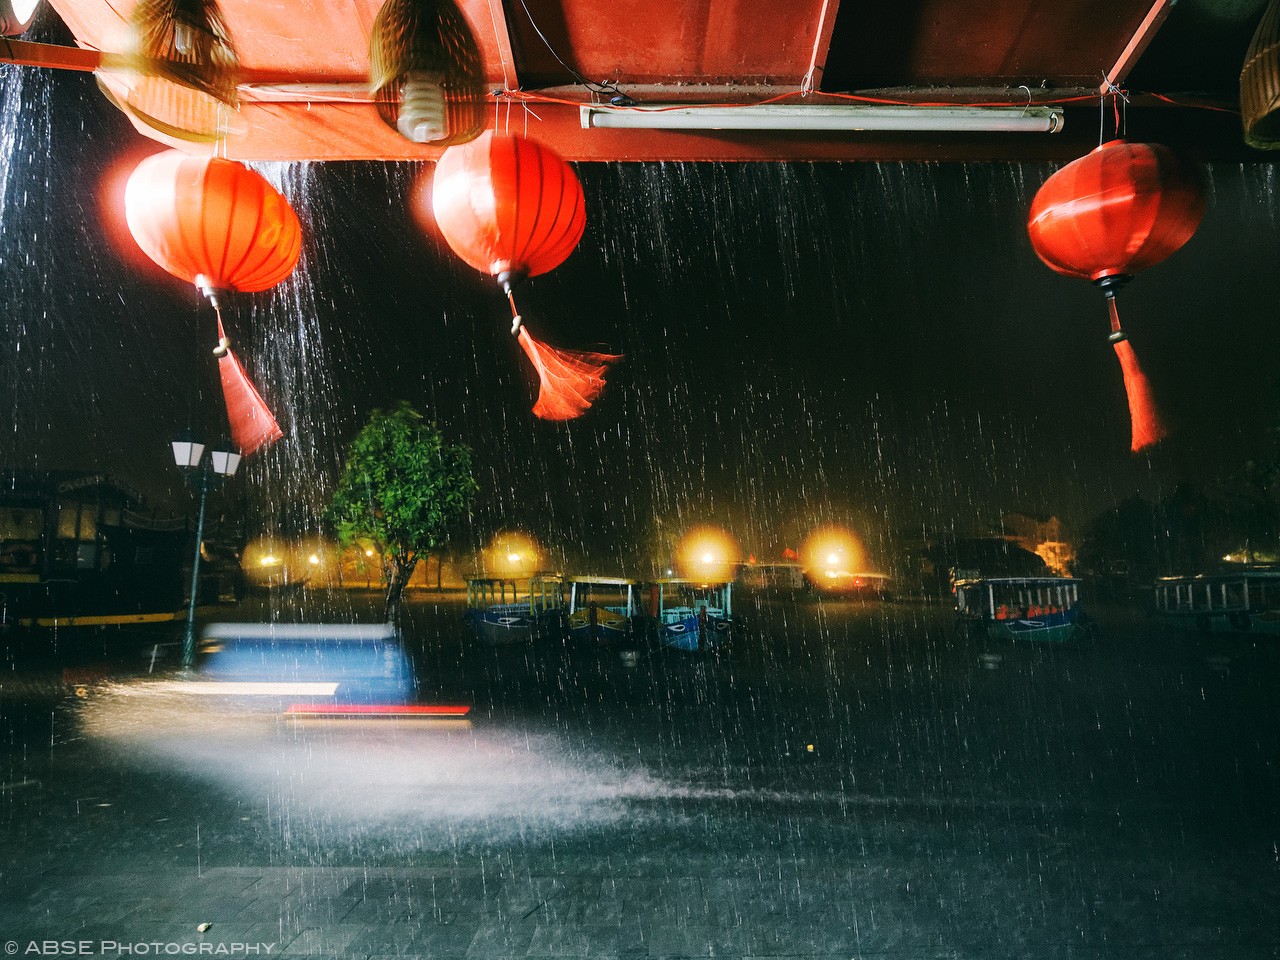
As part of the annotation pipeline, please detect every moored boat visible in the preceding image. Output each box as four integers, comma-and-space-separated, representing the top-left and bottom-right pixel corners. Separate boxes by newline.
464, 574, 565, 646
1152, 569, 1280, 636
1, 471, 214, 640
954, 576, 1085, 642
648, 578, 733, 653
566, 576, 638, 647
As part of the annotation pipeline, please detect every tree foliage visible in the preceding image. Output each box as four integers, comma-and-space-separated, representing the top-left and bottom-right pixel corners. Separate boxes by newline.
326, 403, 477, 623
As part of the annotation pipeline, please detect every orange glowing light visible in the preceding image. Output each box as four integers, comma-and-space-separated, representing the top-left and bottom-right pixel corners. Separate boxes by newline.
242, 537, 335, 588
98, 146, 172, 277
484, 531, 543, 578
675, 526, 739, 582
800, 525, 867, 578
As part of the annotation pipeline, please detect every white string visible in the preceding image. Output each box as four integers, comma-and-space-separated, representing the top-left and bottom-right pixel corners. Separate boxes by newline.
1099, 75, 1130, 142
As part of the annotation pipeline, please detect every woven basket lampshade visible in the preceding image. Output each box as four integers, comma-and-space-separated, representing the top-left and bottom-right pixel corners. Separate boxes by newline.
1242, 0, 1280, 149
97, 0, 240, 143
370, 0, 486, 147
2, 0, 40, 36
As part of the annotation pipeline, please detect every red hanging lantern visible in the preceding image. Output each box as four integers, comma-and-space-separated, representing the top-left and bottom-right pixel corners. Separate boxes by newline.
125, 151, 302, 294
1028, 140, 1205, 452
125, 150, 299, 454
428, 131, 620, 420
431, 130, 585, 285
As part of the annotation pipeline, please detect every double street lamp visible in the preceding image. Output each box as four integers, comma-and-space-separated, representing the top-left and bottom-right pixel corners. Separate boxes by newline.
172, 435, 241, 670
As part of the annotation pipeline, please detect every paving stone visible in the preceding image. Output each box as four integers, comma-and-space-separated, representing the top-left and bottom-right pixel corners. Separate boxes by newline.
644, 922, 750, 957
463, 922, 539, 957
278, 922, 370, 956
125, 895, 252, 923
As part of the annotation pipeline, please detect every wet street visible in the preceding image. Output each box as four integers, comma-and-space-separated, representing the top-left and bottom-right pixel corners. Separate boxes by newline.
1, 593, 1278, 959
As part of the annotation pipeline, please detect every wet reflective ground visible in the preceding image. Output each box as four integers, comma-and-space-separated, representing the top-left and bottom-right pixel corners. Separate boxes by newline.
1, 594, 1278, 958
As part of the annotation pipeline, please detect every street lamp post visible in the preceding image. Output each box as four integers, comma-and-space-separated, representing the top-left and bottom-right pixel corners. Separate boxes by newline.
172, 435, 241, 671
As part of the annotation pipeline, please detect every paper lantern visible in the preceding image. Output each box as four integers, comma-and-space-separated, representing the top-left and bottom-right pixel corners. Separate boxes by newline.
428, 132, 618, 420
125, 150, 301, 294
1028, 140, 1205, 452
125, 150, 297, 454
431, 130, 586, 289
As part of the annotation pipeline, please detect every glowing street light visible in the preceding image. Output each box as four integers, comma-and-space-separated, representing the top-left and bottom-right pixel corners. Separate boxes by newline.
486, 531, 541, 577
676, 526, 739, 581
172, 432, 240, 671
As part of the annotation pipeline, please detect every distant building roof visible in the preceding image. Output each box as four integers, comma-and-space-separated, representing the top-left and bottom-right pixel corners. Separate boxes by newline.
0, 470, 145, 507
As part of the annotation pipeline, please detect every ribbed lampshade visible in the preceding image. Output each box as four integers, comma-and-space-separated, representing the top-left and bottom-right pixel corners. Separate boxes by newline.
1242, 0, 1280, 149
1, 0, 40, 36
370, 0, 486, 147
97, 0, 240, 143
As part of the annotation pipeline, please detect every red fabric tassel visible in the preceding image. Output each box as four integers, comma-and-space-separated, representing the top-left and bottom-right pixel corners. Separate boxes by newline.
216, 320, 283, 455
516, 326, 621, 421
1112, 337, 1166, 453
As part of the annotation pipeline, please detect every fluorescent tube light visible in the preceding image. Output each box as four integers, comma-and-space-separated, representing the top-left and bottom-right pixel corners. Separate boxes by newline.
580, 104, 1064, 134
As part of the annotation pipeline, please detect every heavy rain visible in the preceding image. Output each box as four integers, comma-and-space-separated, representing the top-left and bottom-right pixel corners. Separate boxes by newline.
3, 6, 1280, 960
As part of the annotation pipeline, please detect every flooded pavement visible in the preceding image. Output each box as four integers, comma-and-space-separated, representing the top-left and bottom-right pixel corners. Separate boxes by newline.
1, 593, 1277, 958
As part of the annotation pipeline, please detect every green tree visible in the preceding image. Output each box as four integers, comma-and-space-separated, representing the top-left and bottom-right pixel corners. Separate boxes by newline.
326, 403, 478, 624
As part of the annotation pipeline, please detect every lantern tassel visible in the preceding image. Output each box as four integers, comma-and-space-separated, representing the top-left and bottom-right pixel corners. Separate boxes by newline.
1106, 296, 1166, 453
507, 293, 621, 421
215, 318, 283, 455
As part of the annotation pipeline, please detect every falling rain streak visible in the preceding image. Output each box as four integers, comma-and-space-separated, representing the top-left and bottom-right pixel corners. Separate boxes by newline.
3, 122, 1280, 573
5, 54, 1280, 955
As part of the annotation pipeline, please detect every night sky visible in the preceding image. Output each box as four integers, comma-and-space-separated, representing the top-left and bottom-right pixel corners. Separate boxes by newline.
4, 53, 1280, 572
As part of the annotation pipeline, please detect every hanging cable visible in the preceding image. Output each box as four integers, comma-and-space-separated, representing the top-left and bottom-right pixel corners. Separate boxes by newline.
1101, 75, 1130, 139
800, 0, 831, 97
513, 0, 633, 103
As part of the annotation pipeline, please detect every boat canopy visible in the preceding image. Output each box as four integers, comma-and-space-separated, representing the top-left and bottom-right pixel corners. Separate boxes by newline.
568, 577, 637, 616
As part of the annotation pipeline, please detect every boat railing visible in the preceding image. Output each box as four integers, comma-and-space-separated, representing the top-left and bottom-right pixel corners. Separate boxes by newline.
659, 605, 696, 623
567, 585, 636, 617
660, 604, 727, 624
575, 602, 632, 615
487, 602, 532, 619
1154, 578, 1253, 613
955, 578, 1079, 620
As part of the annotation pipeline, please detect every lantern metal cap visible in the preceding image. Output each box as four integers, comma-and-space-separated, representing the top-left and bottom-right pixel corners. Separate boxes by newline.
1093, 274, 1132, 298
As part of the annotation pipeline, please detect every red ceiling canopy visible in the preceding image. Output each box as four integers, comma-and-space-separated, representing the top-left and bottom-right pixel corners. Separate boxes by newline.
30, 0, 1229, 162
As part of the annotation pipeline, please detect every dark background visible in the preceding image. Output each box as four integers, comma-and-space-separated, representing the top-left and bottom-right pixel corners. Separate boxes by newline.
4, 38, 1280, 572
